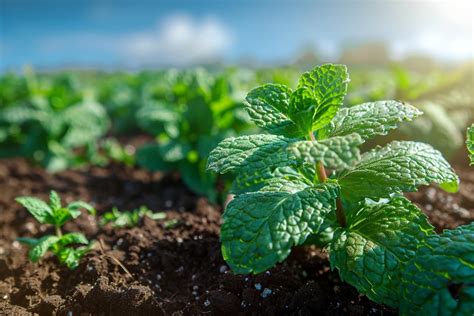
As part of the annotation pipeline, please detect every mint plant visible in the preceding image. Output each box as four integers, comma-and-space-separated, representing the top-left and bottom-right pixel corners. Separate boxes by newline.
100, 206, 166, 228
136, 68, 253, 202
208, 64, 473, 312
16, 191, 95, 269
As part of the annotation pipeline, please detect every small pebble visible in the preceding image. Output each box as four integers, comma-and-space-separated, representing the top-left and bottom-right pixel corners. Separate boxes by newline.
254, 283, 262, 291
203, 299, 211, 307
219, 265, 228, 273
261, 288, 272, 298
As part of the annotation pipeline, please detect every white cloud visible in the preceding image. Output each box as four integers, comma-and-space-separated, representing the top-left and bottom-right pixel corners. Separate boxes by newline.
391, 31, 473, 61
38, 14, 233, 67
122, 14, 233, 66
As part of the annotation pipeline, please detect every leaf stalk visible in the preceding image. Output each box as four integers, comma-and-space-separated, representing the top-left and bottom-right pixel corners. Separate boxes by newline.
308, 131, 346, 227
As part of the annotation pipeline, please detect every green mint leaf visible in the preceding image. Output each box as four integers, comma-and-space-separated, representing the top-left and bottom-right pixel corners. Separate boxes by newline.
289, 133, 363, 171
207, 134, 292, 174
67, 201, 96, 216
57, 245, 92, 269
28, 235, 60, 262
57, 233, 89, 247
329, 197, 434, 307
400, 223, 474, 315
230, 166, 300, 194
288, 87, 317, 134
221, 183, 339, 274
327, 101, 422, 140
15, 196, 54, 224
339, 141, 459, 202
258, 175, 311, 193
468, 124, 474, 165
297, 64, 349, 130
17, 237, 40, 247
244, 84, 301, 137
49, 191, 62, 210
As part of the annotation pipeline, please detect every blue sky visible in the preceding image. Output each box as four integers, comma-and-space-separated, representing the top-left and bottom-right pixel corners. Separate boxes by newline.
0, 0, 472, 71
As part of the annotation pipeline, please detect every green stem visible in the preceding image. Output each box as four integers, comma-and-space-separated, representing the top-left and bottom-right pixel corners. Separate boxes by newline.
55, 226, 63, 238
308, 131, 346, 227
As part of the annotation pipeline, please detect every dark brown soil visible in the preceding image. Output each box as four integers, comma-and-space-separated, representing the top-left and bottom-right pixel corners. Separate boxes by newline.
0, 158, 472, 316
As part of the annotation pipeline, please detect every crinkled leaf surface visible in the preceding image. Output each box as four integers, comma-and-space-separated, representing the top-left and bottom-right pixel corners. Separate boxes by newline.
327, 101, 422, 140
67, 201, 95, 216
49, 191, 61, 211
288, 87, 317, 134
221, 183, 339, 274
289, 133, 363, 171
339, 141, 459, 202
298, 64, 349, 130
29, 235, 60, 262
57, 233, 89, 247
207, 134, 292, 174
15, 197, 54, 224
244, 84, 301, 137
329, 197, 434, 307
399, 223, 474, 316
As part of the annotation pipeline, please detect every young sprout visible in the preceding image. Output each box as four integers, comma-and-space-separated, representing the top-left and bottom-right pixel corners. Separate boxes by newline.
100, 206, 166, 228
16, 191, 95, 269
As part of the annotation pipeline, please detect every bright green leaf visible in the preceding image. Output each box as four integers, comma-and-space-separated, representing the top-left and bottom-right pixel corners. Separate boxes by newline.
221, 183, 339, 274
298, 64, 349, 130
339, 141, 459, 202
329, 197, 434, 307
399, 223, 474, 315
29, 235, 59, 262
327, 101, 422, 140
288, 87, 317, 134
49, 191, 61, 210
244, 84, 300, 137
57, 232, 89, 247
289, 133, 363, 171
207, 134, 292, 174
67, 201, 95, 216
15, 196, 54, 224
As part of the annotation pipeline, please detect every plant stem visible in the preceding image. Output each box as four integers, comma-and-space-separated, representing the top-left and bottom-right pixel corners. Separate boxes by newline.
336, 198, 346, 228
308, 131, 346, 228
55, 226, 63, 238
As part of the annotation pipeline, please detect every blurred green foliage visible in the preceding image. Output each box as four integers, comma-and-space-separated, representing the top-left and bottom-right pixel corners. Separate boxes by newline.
1, 62, 472, 200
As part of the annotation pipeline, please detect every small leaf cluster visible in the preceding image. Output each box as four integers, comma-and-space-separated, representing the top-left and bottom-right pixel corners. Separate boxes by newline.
208, 64, 472, 314
100, 206, 166, 228
136, 68, 254, 202
16, 191, 95, 269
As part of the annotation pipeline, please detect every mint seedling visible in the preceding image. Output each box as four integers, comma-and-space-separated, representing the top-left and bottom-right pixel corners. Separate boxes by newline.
100, 206, 166, 228
208, 64, 472, 311
16, 191, 95, 269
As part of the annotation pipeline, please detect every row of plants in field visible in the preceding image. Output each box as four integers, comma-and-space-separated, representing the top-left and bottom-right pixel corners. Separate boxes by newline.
1, 63, 472, 202
14, 64, 473, 315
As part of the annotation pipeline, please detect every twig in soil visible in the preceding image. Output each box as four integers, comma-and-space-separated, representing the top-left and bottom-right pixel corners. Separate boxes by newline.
98, 238, 134, 280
